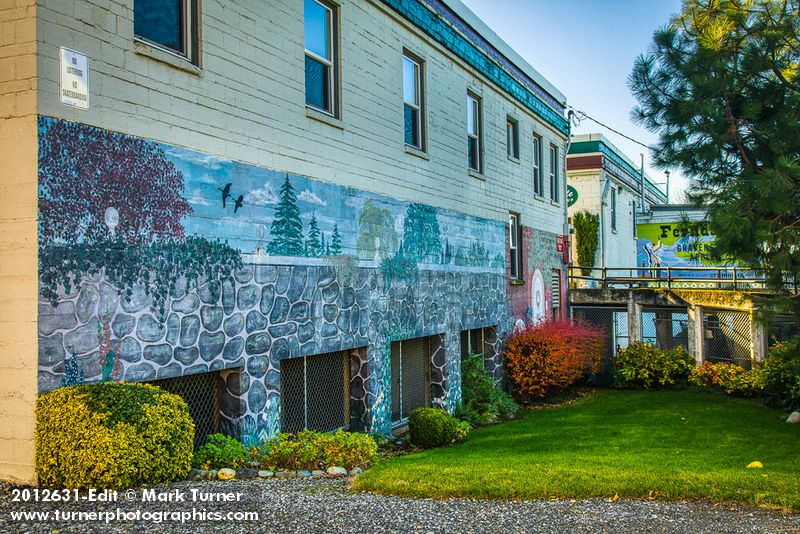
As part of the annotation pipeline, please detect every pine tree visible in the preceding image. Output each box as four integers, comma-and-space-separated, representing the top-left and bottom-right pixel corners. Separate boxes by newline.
305, 214, 322, 257
320, 232, 327, 257
330, 224, 343, 255
630, 0, 800, 312
267, 176, 304, 256
402, 203, 442, 264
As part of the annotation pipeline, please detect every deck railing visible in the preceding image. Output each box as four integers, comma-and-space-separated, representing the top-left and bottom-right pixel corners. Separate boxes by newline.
568, 265, 798, 292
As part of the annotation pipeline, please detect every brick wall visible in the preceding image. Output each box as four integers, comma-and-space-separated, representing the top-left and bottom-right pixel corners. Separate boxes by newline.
0, 0, 38, 485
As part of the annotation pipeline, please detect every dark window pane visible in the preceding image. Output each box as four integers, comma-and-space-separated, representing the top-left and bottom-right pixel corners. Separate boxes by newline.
305, 56, 329, 111
404, 105, 419, 147
134, 0, 183, 53
468, 137, 479, 170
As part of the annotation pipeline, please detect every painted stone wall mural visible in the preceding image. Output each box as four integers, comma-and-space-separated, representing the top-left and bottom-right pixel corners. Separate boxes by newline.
37, 116, 515, 442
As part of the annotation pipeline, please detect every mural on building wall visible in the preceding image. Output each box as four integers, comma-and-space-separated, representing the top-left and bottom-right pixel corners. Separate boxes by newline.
507, 226, 563, 328
37, 117, 512, 441
636, 222, 719, 274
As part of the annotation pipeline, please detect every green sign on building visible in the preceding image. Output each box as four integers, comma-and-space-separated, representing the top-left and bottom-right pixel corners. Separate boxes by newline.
567, 185, 578, 207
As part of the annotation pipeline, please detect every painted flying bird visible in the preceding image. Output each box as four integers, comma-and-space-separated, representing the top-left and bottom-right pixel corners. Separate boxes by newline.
218, 183, 233, 208
233, 194, 244, 213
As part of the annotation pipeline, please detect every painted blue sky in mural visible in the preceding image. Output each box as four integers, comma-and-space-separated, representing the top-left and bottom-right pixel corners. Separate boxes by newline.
165, 143, 505, 267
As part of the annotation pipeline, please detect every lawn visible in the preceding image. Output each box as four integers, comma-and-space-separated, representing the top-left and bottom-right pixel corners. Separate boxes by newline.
354, 389, 800, 509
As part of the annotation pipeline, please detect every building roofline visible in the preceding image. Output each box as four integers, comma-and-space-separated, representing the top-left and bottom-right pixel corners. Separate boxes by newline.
439, 0, 566, 106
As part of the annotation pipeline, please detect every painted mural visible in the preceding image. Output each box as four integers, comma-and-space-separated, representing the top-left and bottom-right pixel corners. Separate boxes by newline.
37, 117, 513, 441
636, 222, 718, 274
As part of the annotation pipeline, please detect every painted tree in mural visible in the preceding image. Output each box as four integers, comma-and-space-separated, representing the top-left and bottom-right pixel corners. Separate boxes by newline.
38, 118, 192, 245
330, 224, 343, 255
304, 214, 323, 257
402, 203, 442, 264
267, 176, 304, 256
356, 200, 398, 260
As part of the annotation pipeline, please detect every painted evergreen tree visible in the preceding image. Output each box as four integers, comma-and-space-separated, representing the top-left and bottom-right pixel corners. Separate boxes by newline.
329, 224, 343, 255
60, 352, 85, 387
305, 214, 322, 257
267, 176, 304, 256
320, 232, 327, 256
402, 203, 441, 264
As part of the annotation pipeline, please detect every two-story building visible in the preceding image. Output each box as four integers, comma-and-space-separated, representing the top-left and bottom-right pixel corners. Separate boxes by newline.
567, 133, 667, 272
0, 0, 570, 483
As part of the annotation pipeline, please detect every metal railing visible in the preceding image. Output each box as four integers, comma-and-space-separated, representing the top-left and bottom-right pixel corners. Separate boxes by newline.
568, 265, 797, 292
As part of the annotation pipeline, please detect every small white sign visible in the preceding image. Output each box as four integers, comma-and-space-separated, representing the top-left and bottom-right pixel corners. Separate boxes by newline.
60, 47, 89, 110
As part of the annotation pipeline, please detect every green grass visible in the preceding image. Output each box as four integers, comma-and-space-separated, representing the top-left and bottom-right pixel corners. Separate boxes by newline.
354, 389, 800, 509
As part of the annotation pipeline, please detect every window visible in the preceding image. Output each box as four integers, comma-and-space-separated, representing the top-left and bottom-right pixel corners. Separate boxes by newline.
610, 187, 617, 231
549, 144, 559, 202
532, 134, 543, 196
403, 54, 424, 149
134, 0, 198, 62
467, 93, 482, 172
304, 0, 337, 114
509, 212, 522, 280
281, 350, 351, 432
506, 117, 519, 159
391, 338, 431, 423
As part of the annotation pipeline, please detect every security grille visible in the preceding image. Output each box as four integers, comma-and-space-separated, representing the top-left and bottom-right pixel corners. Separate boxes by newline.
641, 308, 689, 352
768, 317, 799, 347
391, 337, 431, 423
460, 326, 497, 358
703, 310, 751, 368
551, 269, 561, 310
152, 371, 220, 451
281, 351, 350, 433
570, 306, 626, 386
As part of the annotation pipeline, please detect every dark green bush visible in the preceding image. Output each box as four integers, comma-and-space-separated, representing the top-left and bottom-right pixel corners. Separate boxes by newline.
408, 408, 470, 448
253, 429, 378, 470
459, 353, 520, 426
763, 337, 800, 409
36, 382, 194, 489
193, 433, 248, 470
615, 342, 694, 389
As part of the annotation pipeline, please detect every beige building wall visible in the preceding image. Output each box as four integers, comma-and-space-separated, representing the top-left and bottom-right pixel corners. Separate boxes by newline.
0, 0, 38, 485
35, 0, 567, 236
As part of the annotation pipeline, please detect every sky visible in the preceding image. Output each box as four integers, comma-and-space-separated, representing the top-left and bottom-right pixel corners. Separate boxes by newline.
460, 0, 688, 202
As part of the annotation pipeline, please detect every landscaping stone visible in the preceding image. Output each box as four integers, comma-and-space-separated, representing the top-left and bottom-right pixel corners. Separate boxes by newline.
349, 467, 363, 476
237, 468, 258, 479
218, 468, 236, 480
787, 412, 800, 424
258, 470, 274, 478
275, 471, 297, 479
326, 466, 348, 476
311, 470, 326, 477
208, 470, 218, 480
188, 469, 202, 481
298, 470, 312, 478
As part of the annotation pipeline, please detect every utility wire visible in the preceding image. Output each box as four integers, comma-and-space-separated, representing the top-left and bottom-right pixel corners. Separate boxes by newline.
569, 108, 659, 153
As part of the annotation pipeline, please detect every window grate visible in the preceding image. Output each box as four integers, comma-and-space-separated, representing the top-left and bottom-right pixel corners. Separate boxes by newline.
280, 350, 350, 433
151, 371, 220, 450
703, 310, 752, 368
391, 338, 431, 423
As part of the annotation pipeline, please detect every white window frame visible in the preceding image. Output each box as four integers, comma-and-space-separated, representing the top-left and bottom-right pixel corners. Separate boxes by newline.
506, 117, 519, 160
304, 0, 337, 115
403, 53, 424, 150
509, 212, 522, 280
467, 93, 482, 172
133, 0, 198, 64
533, 134, 543, 196
549, 143, 559, 203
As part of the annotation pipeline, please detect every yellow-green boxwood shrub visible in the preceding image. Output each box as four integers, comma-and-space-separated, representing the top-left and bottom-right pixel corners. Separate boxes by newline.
36, 382, 194, 489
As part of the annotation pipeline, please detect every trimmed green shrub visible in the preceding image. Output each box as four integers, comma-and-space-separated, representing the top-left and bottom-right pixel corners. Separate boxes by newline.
254, 430, 378, 470
193, 433, 248, 470
458, 353, 520, 426
408, 408, 471, 448
763, 337, 800, 409
689, 361, 765, 397
573, 210, 599, 276
36, 382, 194, 489
615, 342, 694, 389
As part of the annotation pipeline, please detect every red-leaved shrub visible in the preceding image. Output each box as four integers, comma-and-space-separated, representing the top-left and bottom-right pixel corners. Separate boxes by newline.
504, 319, 605, 400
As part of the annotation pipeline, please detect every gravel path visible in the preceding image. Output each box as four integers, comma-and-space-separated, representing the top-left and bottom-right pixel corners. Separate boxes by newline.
1, 477, 798, 533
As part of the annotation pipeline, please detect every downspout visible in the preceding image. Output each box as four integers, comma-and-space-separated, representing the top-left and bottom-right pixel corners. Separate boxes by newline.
600, 174, 611, 270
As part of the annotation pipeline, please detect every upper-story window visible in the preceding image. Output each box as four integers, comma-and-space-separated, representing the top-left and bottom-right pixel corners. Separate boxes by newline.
467, 93, 482, 172
611, 187, 618, 231
403, 53, 424, 150
506, 117, 519, 160
532, 134, 543, 196
509, 212, 522, 280
134, 0, 198, 63
549, 143, 559, 202
304, 0, 338, 115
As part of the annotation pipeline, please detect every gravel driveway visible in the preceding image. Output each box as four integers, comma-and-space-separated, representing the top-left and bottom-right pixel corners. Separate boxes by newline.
1, 477, 798, 533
